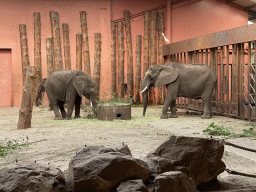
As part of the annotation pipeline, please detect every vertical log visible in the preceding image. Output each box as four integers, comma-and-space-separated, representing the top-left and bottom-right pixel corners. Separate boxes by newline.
158, 12, 164, 104
210, 48, 217, 109
248, 42, 251, 119
149, 9, 157, 104
111, 21, 116, 95
19, 24, 30, 85
118, 22, 124, 97
220, 46, 224, 112
143, 11, 150, 78
135, 35, 142, 104
94, 33, 101, 86
62, 23, 71, 70
17, 66, 39, 129
76, 33, 83, 70
124, 10, 134, 99
237, 43, 244, 117
225, 45, 229, 113
80, 11, 91, 76
46, 38, 54, 76
50, 11, 63, 71
232, 44, 237, 113
34, 12, 41, 83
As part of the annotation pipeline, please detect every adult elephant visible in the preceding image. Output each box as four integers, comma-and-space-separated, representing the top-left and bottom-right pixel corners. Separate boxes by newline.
44, 70, 99, 120
141, 62, 217, 119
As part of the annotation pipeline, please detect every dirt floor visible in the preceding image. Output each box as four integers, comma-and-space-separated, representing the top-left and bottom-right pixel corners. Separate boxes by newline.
0, 105, 256, 191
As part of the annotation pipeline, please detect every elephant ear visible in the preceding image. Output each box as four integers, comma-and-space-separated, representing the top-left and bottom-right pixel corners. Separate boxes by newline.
155, 66, 179, 87
73, 76, 87, 97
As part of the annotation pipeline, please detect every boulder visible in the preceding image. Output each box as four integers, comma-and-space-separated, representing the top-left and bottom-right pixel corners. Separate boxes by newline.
0, 163, 67, 192
146, 136, 226, 186
152, 171, 198, 192
68, 145, 149, 192
114, 143, 132, 156
116, 179, 149, 192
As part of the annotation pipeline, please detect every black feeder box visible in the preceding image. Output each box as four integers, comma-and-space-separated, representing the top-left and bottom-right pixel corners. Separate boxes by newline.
97, 104, 131, 121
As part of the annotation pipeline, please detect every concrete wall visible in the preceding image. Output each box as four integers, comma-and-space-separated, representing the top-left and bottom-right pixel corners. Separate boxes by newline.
0, 0, 248, 106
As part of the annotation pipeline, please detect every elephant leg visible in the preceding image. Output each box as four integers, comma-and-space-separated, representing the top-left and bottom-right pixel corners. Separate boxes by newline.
170, 100, 178, 118
58, 101, 67, 119
201, 99, 211, 119
161, 84, 178, 119
47, 94, 62, 120
65, 96, 76, 120
74, 96, 82, 119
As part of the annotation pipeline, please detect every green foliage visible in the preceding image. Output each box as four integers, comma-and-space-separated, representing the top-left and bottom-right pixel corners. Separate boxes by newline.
84, 112, 97, 119
203, 122, 233, 136
97, 93, 134, 106
230, 128, 256, 138
0, 137, 29, 158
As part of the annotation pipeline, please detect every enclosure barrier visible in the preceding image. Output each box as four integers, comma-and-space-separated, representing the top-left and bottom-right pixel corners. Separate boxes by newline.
163, 23, 256, 121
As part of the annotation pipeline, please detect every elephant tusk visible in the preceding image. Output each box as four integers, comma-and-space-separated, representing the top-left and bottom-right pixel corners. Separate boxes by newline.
90, 102, 93, 108
141, 87, 148, 93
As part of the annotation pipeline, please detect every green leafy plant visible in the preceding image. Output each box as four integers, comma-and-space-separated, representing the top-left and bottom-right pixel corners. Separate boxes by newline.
203, 122, 233, 136
0, 137, 29, 158
84, 112, 97, 119
230, 128, 256, 138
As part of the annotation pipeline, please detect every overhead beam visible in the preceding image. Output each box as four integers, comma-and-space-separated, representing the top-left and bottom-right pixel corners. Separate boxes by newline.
163, 23, 256, 56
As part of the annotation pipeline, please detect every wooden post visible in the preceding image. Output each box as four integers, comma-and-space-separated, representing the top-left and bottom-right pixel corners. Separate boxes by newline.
94, 33, 101, 86
46, 38, 54, 76
232, 44, 237, 113
124, 10, 134, 99
111, 21, 116, 95
50, 11, 63, 71
34, 12, 41, 83
220, 46, 224, 112
62, 23, 71, 70
149, 9, 157, 104
225, 45, 230, 113
19, 24, 30, 85
158, 12, 164, 105
80, 11, 91, 76
118, 22, 124, 97
135, 35, 142, 104
143, 11, 150, 78
76, 33, 83, 70
17, 66, 39, 129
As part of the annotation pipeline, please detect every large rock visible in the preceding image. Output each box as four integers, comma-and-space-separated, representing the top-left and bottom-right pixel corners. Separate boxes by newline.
68, 145, 149, 192
116, 179, 149, 192
146, 136, 226, 186
0, 163, 67, 192
152, 171, 198, 192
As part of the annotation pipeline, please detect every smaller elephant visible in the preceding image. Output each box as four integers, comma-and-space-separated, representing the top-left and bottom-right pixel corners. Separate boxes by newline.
141, 62, 217, 119
35, 78, 47, 106
44, 70, 99, 120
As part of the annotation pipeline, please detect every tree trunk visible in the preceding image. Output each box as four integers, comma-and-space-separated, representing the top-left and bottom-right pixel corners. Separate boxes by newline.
80, 11, 91, 77
34, 12, 41, 83
124, 10, 134, 99
19, 24, 30, 85
17, 66, 39, 129
143, 11, 150, 79
46, 38, 53, 76
62, 23, 71, 70
117, 22, 124, 97
149, 9, 157, 104
94, 33, 101, 85
76, 33, 82, 70
135, 35, 142, 104
157, 12, 164, 105
50, 11, 63, 71
111, 21, 116, 95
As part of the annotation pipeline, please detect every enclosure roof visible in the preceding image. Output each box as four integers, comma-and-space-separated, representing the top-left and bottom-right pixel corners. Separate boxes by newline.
229, 0, 256, 21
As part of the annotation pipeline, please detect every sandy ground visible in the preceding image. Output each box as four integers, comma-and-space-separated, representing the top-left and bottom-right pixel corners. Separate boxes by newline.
0, 105, 256, 191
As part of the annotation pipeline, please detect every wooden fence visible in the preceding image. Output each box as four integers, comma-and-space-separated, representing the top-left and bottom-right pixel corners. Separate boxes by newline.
163, 23, 256, 121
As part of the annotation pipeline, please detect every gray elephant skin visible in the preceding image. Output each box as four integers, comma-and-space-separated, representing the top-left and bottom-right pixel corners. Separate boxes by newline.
141, 62, 217, 119
35, 78, 47, 106
44, 70, 99, 120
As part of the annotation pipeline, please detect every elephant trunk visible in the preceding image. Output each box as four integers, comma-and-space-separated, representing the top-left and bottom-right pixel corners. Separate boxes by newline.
141, 78, 151, 116
142, 90, 148, 116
